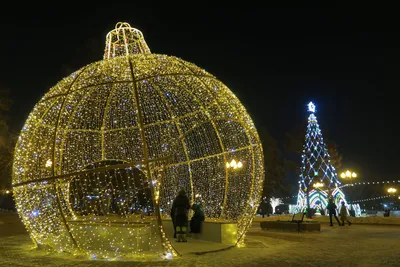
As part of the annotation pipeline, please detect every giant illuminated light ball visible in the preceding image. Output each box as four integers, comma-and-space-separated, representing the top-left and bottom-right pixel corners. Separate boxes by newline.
12, 22, 264, 259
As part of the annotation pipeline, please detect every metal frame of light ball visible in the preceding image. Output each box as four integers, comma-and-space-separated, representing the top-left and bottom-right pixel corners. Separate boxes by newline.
12, 23, 264, 260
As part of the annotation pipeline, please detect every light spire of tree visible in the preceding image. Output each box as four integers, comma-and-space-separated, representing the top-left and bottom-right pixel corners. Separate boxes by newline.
296, 102, 346, 216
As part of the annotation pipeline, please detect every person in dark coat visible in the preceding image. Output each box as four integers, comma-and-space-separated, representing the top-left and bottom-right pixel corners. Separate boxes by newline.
259, 198, 269, 218
326, 198, 341, 226
190, 203, 205, 234
171, 188, 190, 242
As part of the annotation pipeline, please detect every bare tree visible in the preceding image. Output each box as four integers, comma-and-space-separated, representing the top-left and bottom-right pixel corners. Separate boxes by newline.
258, 127, 287, 199
326, 140, 343, 170
269, 197, 283, 214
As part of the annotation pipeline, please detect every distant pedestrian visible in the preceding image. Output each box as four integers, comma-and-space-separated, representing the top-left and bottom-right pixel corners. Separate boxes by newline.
259, 198, 269, 218
326, 198, 341, 226
339, 201, 352, 226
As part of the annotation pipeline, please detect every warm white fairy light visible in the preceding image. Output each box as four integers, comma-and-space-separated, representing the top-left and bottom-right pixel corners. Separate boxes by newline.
45, 159, 52, 168
12, 22, 264, 260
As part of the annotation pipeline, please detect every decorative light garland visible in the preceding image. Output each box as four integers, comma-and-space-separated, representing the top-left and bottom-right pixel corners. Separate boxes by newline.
11, 22, 264, 260
339, 180, 400, 188
282, 195, 297, 200
352, 195, 396, 203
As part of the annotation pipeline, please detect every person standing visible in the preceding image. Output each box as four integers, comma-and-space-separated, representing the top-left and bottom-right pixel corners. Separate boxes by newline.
339, 201, 352, 226
259, 198, 269, 218
190, 203, 205, 234
171, 188, 191, 242
326, 198, 341, 226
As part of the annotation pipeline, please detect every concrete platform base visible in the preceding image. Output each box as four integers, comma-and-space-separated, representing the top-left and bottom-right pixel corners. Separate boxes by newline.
162, 219, 238, 245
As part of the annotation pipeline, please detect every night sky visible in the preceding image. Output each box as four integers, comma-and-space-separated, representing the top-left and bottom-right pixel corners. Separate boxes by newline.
1, 7, 396, 182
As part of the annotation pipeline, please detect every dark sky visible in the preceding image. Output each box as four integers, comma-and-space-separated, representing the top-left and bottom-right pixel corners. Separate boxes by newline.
0, 7, 397, 181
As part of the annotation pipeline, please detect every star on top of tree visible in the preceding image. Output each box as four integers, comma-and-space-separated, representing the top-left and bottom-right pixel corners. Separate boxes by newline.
307, 102, 316, 113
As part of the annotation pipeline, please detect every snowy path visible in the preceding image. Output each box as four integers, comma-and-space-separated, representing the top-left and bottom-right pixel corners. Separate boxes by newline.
1, 212, 400, 266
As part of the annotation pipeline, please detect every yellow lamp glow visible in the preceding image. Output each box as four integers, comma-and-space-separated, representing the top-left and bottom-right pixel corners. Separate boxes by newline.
226, 159, 243, 169
313, 182, 324, 188
340, 170, 357, 180
388, 188, 397, 194
231, 159, 237, 168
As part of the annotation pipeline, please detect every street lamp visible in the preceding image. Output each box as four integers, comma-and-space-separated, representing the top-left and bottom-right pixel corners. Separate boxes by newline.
340, 170, 357, 216
388, 188, 397, 194
388, 187, 397, 202
340, 170, 357, 183
226, 159, 243, 169
387, 188, 397, 215
313, 182, 324, 189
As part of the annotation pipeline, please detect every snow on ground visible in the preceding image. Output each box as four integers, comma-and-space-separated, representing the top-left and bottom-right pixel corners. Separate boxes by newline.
1, 212, 400, 267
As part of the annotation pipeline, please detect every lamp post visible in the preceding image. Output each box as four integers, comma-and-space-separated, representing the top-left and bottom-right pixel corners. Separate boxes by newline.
388, 187, 397, 203
224, 159, 243, 218
340, 170, 357, 216
387, 188, 397, 216
340, 170, 357, 184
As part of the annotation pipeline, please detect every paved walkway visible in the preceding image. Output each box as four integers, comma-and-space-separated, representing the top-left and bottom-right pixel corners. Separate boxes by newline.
253, 214, 400, 225
172, 238, 233, 255
1, 212, 400, 266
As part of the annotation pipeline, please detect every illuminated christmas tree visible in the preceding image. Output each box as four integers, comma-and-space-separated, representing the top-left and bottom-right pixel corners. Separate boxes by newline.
296, 102, 346, 216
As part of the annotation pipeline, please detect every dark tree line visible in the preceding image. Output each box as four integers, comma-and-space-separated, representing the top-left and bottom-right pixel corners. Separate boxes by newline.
0, 88, 17, 191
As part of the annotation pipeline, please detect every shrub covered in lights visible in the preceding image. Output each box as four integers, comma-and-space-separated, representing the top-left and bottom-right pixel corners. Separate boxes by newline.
12, 22, 264, 259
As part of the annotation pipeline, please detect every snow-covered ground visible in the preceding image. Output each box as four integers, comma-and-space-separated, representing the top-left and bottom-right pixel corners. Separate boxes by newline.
1, 212, 400, 267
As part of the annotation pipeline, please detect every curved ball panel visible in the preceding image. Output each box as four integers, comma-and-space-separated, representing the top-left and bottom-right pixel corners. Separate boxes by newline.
12, 53, 264, 258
